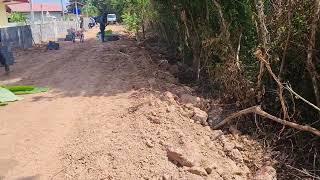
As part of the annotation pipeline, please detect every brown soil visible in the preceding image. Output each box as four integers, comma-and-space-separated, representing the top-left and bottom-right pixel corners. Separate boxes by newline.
0, 26, 270, 180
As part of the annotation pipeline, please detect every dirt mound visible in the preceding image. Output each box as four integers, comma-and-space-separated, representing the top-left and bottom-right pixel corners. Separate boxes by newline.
0, 26, 274, 179
61, 29, 273, 179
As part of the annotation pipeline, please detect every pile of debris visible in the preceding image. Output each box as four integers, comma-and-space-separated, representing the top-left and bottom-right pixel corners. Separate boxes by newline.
126, 86, 276, 179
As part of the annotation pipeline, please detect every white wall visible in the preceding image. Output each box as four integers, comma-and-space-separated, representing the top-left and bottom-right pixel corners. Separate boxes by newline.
23, 12, 63, 22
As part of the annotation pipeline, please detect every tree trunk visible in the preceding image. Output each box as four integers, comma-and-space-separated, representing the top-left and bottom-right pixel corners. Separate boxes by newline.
307, 0, 320, 109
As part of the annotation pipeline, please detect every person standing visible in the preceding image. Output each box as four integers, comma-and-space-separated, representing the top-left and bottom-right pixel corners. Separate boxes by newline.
79, 16, 84, 30
99, 13, 108, 42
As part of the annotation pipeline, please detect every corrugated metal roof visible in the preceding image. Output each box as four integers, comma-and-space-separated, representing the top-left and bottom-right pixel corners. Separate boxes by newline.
1, 0, 28, 4
7, 3, 62, 12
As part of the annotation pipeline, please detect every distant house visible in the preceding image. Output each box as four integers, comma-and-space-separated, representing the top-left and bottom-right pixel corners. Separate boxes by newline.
7, 3, 63, 22
0, 0, 28, 27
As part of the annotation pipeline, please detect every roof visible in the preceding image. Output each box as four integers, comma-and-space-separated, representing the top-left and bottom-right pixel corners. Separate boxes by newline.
7, 3, 62, 12
1, 0, 28, 4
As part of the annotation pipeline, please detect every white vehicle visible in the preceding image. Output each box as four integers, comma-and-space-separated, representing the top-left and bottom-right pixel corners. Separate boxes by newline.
107, 14, 117, 24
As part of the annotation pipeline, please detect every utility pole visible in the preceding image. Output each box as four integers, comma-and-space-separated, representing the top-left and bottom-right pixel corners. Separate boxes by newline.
40, 3, 44, 42
75, 0, 79, 19
29, 0, 35, 23
60, 0, 65, 20
75, 0, 79, 30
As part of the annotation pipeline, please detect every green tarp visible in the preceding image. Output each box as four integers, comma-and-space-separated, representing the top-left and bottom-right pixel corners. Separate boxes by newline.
0, 87, 23, 103
0, 86, 48, 106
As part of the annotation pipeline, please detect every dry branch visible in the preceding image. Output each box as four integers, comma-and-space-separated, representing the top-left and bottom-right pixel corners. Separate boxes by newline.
285, 85, 320, 112
255, 49, 289, 120
213, 106, 320, 137
279, 0, 292, 80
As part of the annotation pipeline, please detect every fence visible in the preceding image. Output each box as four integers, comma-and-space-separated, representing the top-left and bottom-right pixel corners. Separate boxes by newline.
0, 25, 33, 49
0, 18, 89, 49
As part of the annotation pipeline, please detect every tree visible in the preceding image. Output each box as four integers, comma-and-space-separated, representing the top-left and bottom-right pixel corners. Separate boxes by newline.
82, 0, 99, 17
8, 12, 26, 23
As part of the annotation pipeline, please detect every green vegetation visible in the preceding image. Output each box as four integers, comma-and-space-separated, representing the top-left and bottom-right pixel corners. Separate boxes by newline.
8, 12, 27, 23
96, 29, 113, 38
82, 0, 99, 17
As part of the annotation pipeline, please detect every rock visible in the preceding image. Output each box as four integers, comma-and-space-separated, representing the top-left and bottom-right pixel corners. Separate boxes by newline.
169, 64, 179, 75
180, 94, 201, 106
186, 166, 208, 176
210, 130, 224, 140
230, 149, 244, 163
146, 139, 155, 148
220, 136, 235, 151
162, 175, 171, 180
253, 166, 277, 180
205, 167, 213, 174
181, 109, 194, 118
229, 125, 242, 138
166, 105, 175, 112
166, 146, 196, 167
164, 91, 177, 105
147, 116, 161, 124
208, 116, 223, 127
192, 108, 208, 125
207, 107, 223, 126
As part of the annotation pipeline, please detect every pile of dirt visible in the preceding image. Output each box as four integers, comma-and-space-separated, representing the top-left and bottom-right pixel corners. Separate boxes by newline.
61, 31, 275, 179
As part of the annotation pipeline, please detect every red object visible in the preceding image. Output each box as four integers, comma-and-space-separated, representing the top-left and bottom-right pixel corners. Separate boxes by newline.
7, 3, 62, 12
3, 0, 29, 4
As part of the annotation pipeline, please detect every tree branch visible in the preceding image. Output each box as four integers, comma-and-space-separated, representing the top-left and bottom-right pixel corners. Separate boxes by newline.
213, 106, 320, 137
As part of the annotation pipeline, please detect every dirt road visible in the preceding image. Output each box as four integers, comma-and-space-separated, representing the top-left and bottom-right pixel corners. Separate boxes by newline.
0, 26, 266, 180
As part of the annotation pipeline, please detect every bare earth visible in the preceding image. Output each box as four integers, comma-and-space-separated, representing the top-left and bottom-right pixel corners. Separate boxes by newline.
0, 26, 268, 180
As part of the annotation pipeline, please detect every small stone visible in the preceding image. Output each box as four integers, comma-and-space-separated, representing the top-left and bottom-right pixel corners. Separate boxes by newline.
192, 108, 208, 125
253, 166, 277, 180
180, 94, 201, 106
229, 125, 242, 138
166, 146, 196, 167
220, 136, 235, 151
147, 116, 161, 124
164, 91, 176, 104
205, 167, 213, 174
210, 130, 224, 140
146, 140, 155, 148
162, 175, 170, 180
230, 149, 244, 163
149, 101, 155, 106
181, 109, 194, 118
186, 166, 208, 176
166, 105, 175, 113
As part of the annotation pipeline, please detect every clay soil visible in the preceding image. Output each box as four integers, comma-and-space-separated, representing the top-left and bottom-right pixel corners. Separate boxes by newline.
0, 26, 270, 180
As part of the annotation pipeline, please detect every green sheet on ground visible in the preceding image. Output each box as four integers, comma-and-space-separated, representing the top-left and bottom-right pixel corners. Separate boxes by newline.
3, 86, 49, 95
0, 87, 23, 103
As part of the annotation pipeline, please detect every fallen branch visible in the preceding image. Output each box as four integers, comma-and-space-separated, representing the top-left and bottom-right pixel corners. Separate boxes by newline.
286, 164, 320, 180
285, 85, 320, 112
213, 106, 320, 137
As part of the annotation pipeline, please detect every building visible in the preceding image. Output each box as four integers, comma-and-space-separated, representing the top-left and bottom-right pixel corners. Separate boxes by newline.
7, 3, 63, 22
0, 0, 28, 27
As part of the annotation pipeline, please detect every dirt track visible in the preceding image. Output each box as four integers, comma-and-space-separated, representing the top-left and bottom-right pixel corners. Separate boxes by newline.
0, 26, 268, 180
